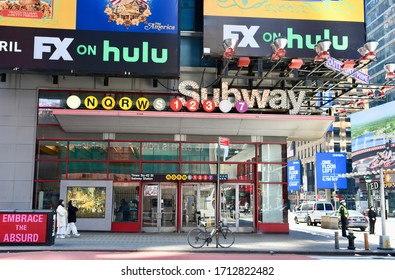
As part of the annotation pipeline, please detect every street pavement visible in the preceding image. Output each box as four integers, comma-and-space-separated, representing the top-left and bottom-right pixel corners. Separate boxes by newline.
1, 215, 394, 257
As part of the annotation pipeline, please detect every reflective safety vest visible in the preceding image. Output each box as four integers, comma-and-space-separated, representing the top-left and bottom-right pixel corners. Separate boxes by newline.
338, 204, 349, 218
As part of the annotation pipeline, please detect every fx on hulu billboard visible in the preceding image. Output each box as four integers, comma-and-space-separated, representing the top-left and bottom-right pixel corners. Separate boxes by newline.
0, 0, 179, 77
203, 0, 365, 59
316, 152, 347, 190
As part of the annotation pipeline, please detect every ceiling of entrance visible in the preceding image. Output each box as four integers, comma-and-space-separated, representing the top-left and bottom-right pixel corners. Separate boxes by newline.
53, 109, 333, 141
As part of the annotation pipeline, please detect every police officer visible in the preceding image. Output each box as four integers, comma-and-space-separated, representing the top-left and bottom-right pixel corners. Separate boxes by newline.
338, 199, 349, 237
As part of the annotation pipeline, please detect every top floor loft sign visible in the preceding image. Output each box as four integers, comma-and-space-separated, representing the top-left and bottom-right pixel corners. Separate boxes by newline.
66, 80, 306, 115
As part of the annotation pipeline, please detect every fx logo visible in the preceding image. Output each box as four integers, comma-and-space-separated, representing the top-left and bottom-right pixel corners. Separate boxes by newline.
223, 25, 260, 48
34, 36, 74, 61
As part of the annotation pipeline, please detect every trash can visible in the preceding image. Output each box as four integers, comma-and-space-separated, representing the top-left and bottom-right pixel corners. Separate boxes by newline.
0, 210, 56, 246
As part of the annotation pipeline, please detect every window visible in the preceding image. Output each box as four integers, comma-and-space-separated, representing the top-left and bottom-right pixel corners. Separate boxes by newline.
258, 183, 284, 223
259, 144, 282, 162
316, 203, 324, 211
142, 142, 179, 161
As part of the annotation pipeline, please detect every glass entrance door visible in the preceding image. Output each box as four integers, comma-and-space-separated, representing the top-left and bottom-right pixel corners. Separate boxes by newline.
181, 183, 216, 232
142, 182, 177, 232
221, 183, 254, 232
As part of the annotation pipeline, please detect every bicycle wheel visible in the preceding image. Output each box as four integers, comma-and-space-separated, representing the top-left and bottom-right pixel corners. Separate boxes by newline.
187, 228, 207, 248
217, 228, 235, 248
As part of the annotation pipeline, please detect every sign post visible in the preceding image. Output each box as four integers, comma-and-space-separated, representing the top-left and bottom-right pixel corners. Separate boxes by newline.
217, 137, 229, 248
378, 168, 392, 250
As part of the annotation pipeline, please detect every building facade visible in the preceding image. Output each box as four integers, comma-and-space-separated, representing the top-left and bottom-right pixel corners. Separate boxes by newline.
1, 0, 378, 233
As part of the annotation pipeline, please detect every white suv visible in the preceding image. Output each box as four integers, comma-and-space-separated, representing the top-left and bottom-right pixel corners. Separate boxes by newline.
294, 202, 334, 226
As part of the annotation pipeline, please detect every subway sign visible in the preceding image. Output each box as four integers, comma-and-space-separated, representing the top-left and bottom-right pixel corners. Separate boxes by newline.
67, 80, 305, 114
130, 173, 228, 181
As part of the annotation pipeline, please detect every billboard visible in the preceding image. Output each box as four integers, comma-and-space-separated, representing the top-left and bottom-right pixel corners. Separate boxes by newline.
0, 0, 179, 77
351, 101, 395, 173
316, 152, 347, 189
287, 160, 301, 191
203, 0, 365, 59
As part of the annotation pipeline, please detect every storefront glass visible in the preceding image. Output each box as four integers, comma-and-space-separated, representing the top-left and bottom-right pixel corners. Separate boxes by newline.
36, 161, 66, 180
67, 162, 108, 180
181, 143, 212, 161
257, 144, 286, 224
220, 163, 255, 180
37, 140, 67, 160
113, 183, 140, 222
142, 142, 179, 161
109, 162, 140, 180
34, 136, 288, 231
259, 144, 283, 162
34, 181, 60, 210
142, 163, 179, 173
181, 182, 216, 230
110, 142, 140, 160
225, 144, 256, 162
142, 182, 177, 232
221, 183, 254, 232
258, 183, 284, 223
69, 141, 108, 160
181, 163, 216, 174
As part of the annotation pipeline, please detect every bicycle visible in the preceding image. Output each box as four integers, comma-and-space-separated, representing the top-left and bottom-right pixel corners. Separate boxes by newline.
187, 219, 235, 248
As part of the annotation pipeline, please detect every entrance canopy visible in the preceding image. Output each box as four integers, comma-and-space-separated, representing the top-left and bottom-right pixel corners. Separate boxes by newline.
53, 109, 333, 141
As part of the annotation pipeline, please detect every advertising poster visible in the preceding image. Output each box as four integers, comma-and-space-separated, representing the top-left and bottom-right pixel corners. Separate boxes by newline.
144, 184, 158, 196
0, 0, 76, 29
203, 0, 365, 58
315, 152, 347, 189
66, 186, 106, 218
351, 101, 395, 173
0, 0, 179, 77
287, 160, 301, 191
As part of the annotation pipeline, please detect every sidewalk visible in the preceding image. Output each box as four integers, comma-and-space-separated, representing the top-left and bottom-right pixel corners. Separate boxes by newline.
1, 229, 394, 256
1, 215, 394, 256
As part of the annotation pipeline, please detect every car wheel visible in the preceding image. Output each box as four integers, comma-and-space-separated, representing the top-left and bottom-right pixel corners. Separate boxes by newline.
313, 222, 317, 226
360, 227, 366, 231
294, 217, 299, 224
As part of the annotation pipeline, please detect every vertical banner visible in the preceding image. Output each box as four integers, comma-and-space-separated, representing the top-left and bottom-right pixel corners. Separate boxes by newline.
316, 152, 347, 189
287, 160, 301, 191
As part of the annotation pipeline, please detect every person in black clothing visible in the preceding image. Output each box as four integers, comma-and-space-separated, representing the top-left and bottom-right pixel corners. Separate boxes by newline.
119, 199, 130, 221
368, 206, 377, 234
66, 200, 80, 237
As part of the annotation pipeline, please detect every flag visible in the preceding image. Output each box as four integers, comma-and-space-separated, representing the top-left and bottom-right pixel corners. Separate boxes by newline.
110, 0, 121, 5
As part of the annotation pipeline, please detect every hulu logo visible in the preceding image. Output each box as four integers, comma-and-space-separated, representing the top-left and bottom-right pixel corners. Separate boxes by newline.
286, 28, 348, 50
103, 40, 168, 63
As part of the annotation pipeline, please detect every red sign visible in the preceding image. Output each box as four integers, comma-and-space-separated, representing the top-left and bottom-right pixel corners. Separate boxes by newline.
0, 213, 48, 243
220, 137, 230, 147
186, 99, 199, 112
